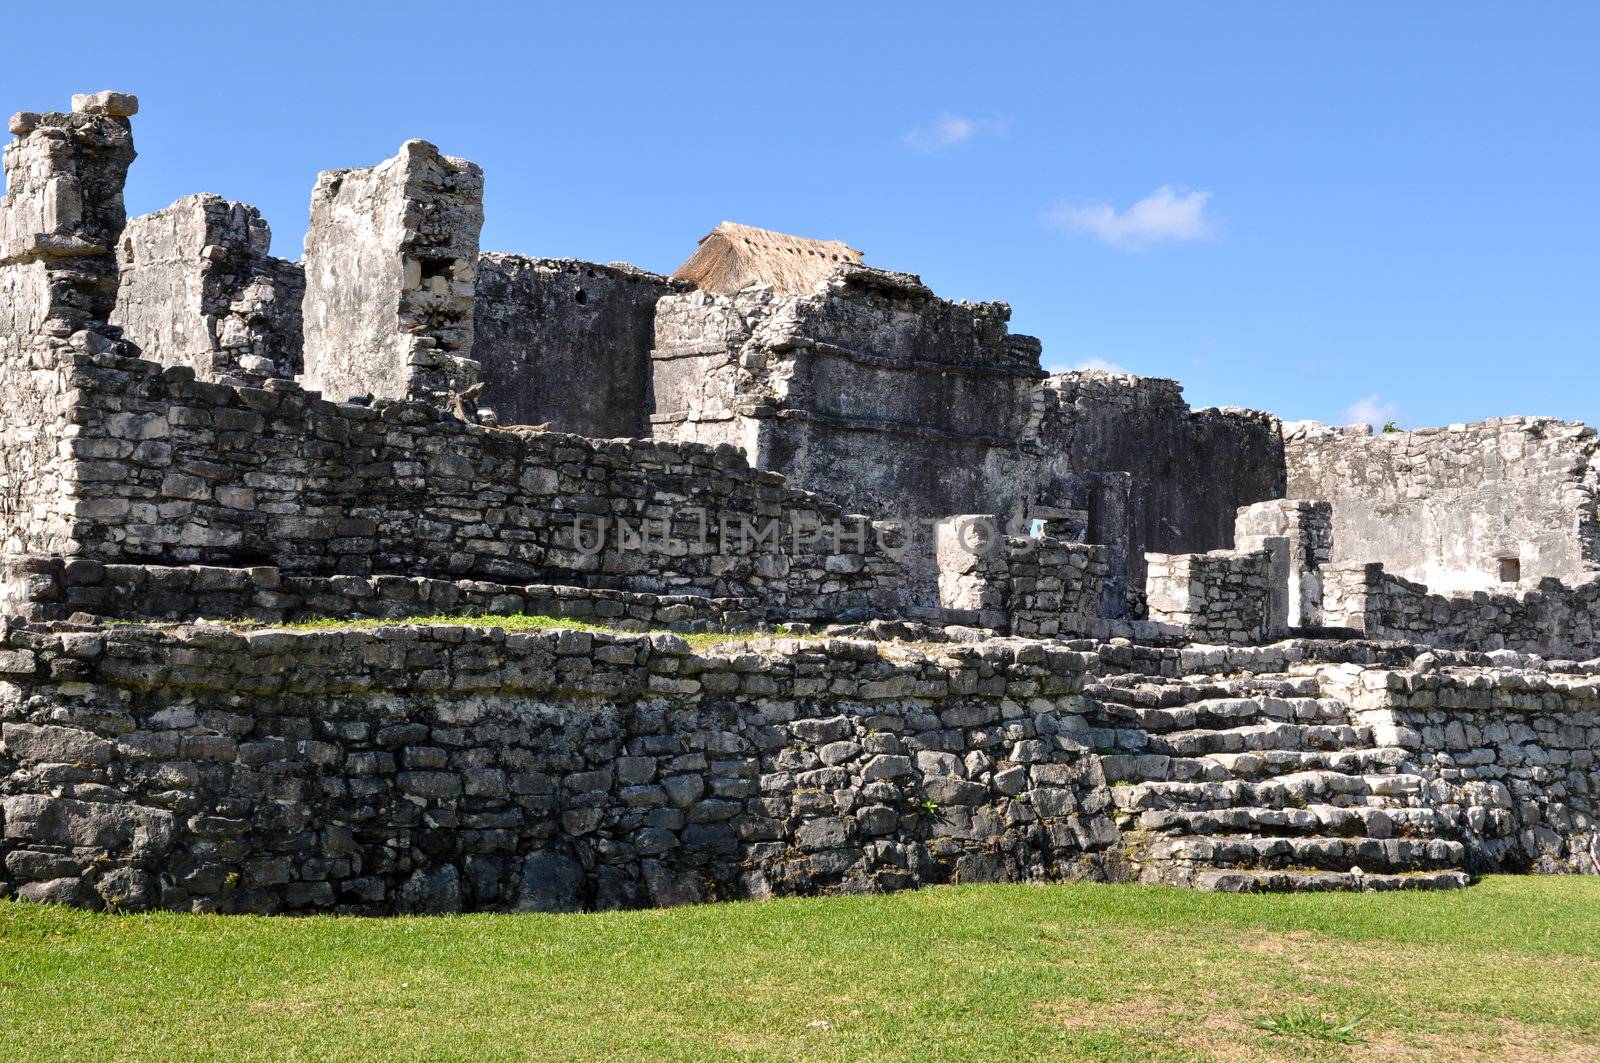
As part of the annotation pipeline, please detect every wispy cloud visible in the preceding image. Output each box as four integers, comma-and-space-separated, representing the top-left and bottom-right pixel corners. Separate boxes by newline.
1072, 358, 1133, 375
1045, 185, 1219, 251
1341, 394, 1401, 427
902, 113, 1008, 152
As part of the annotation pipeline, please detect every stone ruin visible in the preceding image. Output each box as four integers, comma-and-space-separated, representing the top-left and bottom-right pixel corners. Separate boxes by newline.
0, 92, 1595, 914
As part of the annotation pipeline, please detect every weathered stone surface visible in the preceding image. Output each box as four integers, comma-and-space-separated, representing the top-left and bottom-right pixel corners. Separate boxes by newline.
652, 259, 1046, 523
1285, 418, 1600, 593
472, 255, 683, 435
0, 622, 1117, 914
113, 194, 303, 383
303, 140, 483, 406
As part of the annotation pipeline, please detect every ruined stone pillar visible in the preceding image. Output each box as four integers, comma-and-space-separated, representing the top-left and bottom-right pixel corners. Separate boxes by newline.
1086, 471, 1134, 619
934, 515, 1009, 628
113, 194, 304, 384
1234, 498, 1333, 629
1, 91, 139, 562
1, 91, 138, 356
301, 139, 483, 406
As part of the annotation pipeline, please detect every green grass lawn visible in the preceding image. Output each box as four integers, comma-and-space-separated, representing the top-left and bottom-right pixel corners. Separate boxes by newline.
2, 876, 1597, 1062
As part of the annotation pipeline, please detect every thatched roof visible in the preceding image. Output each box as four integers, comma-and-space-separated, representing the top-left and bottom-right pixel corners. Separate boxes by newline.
671, 221, 864, 296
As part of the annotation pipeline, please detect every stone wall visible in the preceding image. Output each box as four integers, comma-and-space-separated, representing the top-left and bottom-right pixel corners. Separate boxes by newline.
4, 557, 760, 631
651, 268, 1047, 521
302, 140, 483, 406
934, 518, 1106, 638
1322, 562, 1600, 659
1329, 661, 1600, 874
0, 621, 1117, 913
1, 93, 140, 565
1144, 543, 1286, 644
1284, 419, 1600, 593
1040, 370, 1286, 618
472, 255, 681, 436
112, 194, 303, 384
6, 350, 925, 619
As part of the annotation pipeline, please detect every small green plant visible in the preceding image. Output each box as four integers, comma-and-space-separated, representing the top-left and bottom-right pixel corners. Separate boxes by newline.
1252, 1005, 1369, 1044
915, 798, 940, 816
1382, 420, 1402, 433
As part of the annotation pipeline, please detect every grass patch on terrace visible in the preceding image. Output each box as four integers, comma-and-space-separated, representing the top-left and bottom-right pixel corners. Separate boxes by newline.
2, 876, 1597, 1061
210, 612, 801, 651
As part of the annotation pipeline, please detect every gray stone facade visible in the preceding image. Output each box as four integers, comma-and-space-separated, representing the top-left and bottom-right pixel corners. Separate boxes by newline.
651, 268, 1047, 522
472, 254, 682, 435
1040, 370, 1287, 617
1285, 418, 1600, 593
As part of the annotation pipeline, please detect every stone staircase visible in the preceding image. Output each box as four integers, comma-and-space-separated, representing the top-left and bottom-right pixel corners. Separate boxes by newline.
1082, 668, 1471, 892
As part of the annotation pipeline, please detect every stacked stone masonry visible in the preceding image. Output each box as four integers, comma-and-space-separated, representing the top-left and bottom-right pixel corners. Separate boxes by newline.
1144, 543, 1287, 645
27, 351, 919, 618
935, 518, 1106, 639
1322, 562, 1600, 660
2, 622, 1595, 912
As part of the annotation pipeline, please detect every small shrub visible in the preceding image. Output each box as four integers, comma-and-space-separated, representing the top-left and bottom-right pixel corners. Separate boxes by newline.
1252, 1005, 1368, 1044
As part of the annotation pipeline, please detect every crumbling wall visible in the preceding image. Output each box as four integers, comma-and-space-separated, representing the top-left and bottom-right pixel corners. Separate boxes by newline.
0, 93, 139, 564
935, 517, 1105, 637
26, 351, 920, 618
1144, 542, 1286, 644
472, 255, 680, 435
1284, 419, 1600, 593
113, 193, 303, 383
1039, 370, 1286, 619
302, 140, 482, 406
1322, 562, 1600, 658
0, 622, 1116, 913
652, 268, 1047, 521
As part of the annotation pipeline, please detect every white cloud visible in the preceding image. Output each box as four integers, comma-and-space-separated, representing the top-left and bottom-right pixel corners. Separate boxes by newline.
1045, 185, 1219, 251
902, 114, 1008, 152
1341, 394, 1401, 427
1072, 358, 1133, 375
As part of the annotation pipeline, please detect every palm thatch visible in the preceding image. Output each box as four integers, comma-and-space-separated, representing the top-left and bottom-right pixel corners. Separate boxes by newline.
671, 221, 864, 296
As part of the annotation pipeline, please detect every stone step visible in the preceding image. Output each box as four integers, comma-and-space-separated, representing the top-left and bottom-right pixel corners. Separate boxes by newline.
1205, 747, 1412, 779
1145, 834, 1466, 874
1133, 803, 1448, 840
1147, 721, 1371, 757
1187, 869, 1473, 893
1098, 747, 1412, 786
1111, 770, 1427, 812
1094, 695, 1350, 734
1086, 676, 1321, 710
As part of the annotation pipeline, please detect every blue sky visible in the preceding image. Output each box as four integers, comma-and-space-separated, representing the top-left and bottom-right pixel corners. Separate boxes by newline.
4, 1, 1595, 428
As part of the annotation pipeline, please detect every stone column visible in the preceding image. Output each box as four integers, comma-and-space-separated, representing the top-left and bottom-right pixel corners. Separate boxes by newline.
1, 91, 138, 355
301, 139, 483, 406
0, 91, 139, 563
